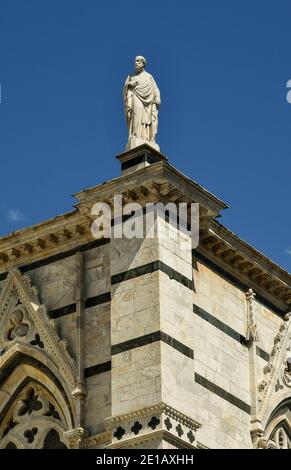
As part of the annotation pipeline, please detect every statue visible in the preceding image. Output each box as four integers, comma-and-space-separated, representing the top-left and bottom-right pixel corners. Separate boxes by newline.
123, 56, 161, 151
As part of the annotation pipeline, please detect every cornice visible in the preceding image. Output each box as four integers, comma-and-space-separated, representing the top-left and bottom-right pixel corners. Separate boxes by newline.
86, 430, 111, 448
198, 221, 291, 311
106, 402, 201, 431
0, 211, 94, 274
0, 162, 289, 314
74, 161, 227, 218
210, 220, 291, 285
104, 402, 202, 449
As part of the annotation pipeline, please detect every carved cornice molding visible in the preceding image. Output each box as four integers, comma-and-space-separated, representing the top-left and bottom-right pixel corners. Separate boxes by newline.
0, 163, 289, 315
74, 161, 227, 219
86, 431, 111, 448
0, 215, 93, 273
78, 175, 291, 312
198, 223, 291, 311
196, 442, 209, 449
106, 402, 201, 431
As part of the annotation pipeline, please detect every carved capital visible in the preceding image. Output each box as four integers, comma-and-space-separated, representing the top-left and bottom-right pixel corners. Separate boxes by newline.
64, 428, 88, 449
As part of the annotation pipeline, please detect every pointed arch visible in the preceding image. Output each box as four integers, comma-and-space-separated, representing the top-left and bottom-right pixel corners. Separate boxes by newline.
0, 269, 78, 448
257, 314, 291, 426
0, 361, 73, 449
264, 399, 291, 449
0, 269, 76, 390
0, 342, 75, 418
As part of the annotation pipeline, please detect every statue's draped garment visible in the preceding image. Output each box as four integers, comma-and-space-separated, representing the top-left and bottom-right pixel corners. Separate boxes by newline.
123, 71, 160, 143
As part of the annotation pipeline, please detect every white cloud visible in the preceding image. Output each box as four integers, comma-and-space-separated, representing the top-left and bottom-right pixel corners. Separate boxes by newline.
7, 209, 24, 222
286, 248, 291, 256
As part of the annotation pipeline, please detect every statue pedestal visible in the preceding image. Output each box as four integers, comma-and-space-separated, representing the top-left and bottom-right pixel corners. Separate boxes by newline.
126, 137, 160, 153
116, 144, 168, 176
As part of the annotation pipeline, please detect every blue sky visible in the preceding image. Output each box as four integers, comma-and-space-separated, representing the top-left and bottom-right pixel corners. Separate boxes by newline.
0, 0, 290, 271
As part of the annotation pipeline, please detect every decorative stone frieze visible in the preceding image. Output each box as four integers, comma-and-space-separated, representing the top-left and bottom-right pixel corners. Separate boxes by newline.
106, 403, 201, 448
198, 224, 291, 312
257, 313, 291, 422
0, 218, 92, 271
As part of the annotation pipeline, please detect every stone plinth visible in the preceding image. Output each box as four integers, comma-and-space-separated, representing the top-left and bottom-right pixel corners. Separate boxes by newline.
116, 144, 168, 176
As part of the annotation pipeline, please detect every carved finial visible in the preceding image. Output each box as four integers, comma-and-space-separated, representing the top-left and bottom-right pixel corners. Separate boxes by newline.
246, 289, 259, 342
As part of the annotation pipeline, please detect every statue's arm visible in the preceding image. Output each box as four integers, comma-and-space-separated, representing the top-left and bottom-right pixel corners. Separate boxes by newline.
150, 75, 161, 107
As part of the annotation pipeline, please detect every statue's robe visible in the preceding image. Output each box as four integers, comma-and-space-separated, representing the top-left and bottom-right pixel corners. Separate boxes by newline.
124, 70, 160, 143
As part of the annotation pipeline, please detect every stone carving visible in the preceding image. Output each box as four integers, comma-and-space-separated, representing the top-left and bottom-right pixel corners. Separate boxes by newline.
257, 436, 268, 449
164, 417, 172, 431
187, 430, 195, 444
24, 427, 38, 444
123, 56, 161, 151
7, 309, 29, 340
113, 426, 125, 441
257, 313, 291, 421
18, 388, 43, 416
176, 423, 184, 437
286, 343, 291, 373
246, 289, 259, 342
64, 427, 87, 449
131, 421, 143, 435
106, 403, 201, 449
0, 269, 76, 389
269, 426, 291, 449
282, 340, 291, 387
30, 333, 44, 349
0, 383, 68, 449
251, 316, 291, 447
148, 416, 160, 430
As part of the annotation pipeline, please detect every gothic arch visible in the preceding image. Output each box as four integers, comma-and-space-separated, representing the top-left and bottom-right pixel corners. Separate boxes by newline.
265, 399, 291, 449
0, 342, 75, 418
0, 363, 72, 449
0, 269, 76, 392
0, 268, 79, 448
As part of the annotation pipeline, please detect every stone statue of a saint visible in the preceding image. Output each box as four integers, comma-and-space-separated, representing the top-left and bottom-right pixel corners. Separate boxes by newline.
123, 56, 161, 151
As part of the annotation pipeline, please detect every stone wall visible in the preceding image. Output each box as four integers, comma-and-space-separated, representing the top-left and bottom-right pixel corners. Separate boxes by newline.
0, 213, 289, 449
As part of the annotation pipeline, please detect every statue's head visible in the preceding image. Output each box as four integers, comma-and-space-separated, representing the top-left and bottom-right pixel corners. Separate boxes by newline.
135, 56, 146, 72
